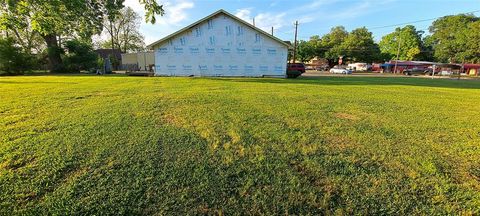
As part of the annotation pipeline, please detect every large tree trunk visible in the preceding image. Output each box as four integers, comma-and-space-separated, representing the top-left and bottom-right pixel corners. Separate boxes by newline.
43, 34, 64, 72
109, 20, 117, 71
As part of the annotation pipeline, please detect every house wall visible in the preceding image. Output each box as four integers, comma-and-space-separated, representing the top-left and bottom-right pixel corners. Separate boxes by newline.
121, 53, 138, 65
136, 52, 155, 70
121, 52, 155, 71
152, 14, 288, 77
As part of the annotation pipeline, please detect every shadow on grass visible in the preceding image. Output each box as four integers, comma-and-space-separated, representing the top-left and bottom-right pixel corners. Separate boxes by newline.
0, 80, 79, 84
1, 73, 479, 89
211, 76, 480, 90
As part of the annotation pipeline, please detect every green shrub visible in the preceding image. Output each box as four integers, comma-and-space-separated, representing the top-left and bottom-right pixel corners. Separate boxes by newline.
63, 40, 98, 72
0, 38, 35, 75
286, 70, 302, 78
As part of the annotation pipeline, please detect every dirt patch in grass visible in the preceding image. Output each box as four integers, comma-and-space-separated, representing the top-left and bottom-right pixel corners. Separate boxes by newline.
325, 135, 357, 151
334, 112, 360, 121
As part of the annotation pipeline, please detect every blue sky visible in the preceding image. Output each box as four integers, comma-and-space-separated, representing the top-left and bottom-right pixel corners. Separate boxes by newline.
124, 0, 480, 45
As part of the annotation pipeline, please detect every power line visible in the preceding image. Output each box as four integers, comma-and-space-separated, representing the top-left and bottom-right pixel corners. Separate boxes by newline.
281, 9, 480, 41
312, 47, 435, 53
368, 9, 480, 30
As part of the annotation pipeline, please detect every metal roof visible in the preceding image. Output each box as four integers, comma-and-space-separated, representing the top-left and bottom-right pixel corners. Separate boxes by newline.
146, 9, 291, 50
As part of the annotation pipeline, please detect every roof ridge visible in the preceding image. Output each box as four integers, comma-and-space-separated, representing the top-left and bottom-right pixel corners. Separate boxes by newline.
146, 9, 290, 49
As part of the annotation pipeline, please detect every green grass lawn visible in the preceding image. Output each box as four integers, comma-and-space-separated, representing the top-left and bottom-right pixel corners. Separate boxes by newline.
1, 75, 479, 214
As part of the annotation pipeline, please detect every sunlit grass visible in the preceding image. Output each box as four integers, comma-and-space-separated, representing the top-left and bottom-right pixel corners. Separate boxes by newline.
1, 75, 479, 214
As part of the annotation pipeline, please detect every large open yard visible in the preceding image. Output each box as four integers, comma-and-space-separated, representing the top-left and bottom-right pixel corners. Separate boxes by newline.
1, 75, 479, 214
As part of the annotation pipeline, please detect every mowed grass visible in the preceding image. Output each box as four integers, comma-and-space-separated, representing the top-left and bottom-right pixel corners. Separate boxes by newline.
1, 75, 479, 215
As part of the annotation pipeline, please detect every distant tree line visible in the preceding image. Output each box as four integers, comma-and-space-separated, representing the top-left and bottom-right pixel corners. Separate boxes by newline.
293, 13, 480, 65
0, 0, 163, 75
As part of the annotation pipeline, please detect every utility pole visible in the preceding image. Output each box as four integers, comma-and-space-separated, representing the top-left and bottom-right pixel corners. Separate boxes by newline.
459, 58, 464, 80
393, 34, 402, 74
431, 64, 436, 79
293, 21, 299, 63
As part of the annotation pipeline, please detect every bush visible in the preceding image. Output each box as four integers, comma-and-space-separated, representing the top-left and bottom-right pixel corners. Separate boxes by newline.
286, 70, 302, 78
0, 38, 35, 75
63, 40, 98, 72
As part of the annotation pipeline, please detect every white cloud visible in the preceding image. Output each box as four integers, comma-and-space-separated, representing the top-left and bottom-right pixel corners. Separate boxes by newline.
235, 8, 287, 32
233, 0, 341, 37
328, 1, 373, 20
128, 0, 398, 46
126, 0, 195, 24
235, 8, 253, 22
298, 15, 315, 24
124, 0, 195, 45
157, 1, 195, 25
301, 0, 337, 10
123, 0, 142, 9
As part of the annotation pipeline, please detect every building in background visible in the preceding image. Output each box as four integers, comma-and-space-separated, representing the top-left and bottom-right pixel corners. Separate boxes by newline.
147, 9, 290, 77
95, 49, 122, 70
462, 64, 480, 76
121, 52, 155, 72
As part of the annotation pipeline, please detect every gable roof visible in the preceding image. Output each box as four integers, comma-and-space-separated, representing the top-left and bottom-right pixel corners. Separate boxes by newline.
147, 9, 290, 50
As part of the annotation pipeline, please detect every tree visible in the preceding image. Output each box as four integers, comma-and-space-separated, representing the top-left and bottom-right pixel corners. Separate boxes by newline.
102, 7, 146, 53
320, 26, 348, 66
0, 0, 164, 72
379, 25, 424, 61
0, 10, 45, 54
63, 39, 98, 72
421, 35, 435, 62
0, 37, 35, 75
292, 35, 325, 63
340, 27, 380, 63
429, 14, 479, 63
307, 35, 324, 58
461, 21, 480, 63
295, 40, 315, 63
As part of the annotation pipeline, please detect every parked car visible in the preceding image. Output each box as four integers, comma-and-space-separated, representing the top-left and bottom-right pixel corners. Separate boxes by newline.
287, 70, 302, 78
424, 68, 453, 76
315, 65, 329, 71
437, 71, 453, 76
347, 63, 370, 71
329, 66, 352, 74
403, 67, 429, 76
305, 65, 315, 70
287, 63, 306, 74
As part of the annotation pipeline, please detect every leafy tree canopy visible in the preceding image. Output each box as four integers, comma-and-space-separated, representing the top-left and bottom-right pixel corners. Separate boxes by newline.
0, 0, 164, 72
429, 14, 480, 63
295, 40, 315, 63
340, 27, 380, 63
0, 37, 35, 74
379, 25, 424, 61
320, 26, 348, 60
102, 6, 146, 53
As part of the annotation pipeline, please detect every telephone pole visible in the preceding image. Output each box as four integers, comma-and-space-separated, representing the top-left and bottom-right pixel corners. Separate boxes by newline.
292, 21, 299, 63
393, 34, 402, 74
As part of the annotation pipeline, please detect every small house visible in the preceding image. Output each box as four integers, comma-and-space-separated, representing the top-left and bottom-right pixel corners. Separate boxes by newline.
146, 9, 290, 77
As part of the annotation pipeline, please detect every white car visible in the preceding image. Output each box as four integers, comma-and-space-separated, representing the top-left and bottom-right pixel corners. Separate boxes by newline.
330, 67, 353, 74
437, 71, 453, 76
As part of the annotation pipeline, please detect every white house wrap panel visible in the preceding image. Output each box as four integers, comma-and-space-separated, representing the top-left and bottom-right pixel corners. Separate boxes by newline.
148, 10, 289, 77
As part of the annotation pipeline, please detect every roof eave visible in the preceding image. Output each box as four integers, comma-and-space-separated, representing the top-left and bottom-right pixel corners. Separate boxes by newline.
147, 9, 290, 50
